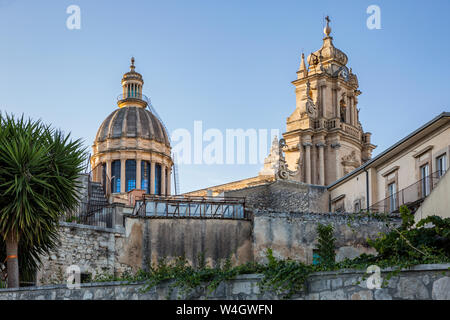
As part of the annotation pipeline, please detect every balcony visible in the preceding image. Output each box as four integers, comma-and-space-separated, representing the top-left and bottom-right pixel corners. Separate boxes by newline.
368, 171, 446, 214
312, 117, 361, 140
117, 93, 149, 107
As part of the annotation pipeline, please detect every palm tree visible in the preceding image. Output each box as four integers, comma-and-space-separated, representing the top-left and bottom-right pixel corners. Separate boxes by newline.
0, 113, 86, 288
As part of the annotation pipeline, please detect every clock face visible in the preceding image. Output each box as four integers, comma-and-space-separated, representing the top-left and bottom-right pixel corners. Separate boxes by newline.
340, 66, 349, 81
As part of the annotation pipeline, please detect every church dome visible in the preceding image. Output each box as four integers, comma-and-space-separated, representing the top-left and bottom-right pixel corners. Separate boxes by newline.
91, 58, 173, 198
95, 106, 170, 146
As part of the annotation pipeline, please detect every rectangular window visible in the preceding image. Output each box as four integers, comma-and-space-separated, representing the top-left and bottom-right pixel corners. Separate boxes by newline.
125, 160, 136, 192
141, 161, 151, 194
437, 154, 447, 177
111, 160, 121, 193
155, 164, 162, 195
420, 164, 430, 197
388, 182, 397, 212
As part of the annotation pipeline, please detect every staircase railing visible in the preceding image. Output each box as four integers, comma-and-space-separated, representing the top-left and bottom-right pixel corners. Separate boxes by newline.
88, 164, 112, 202
60, 166, 114, 228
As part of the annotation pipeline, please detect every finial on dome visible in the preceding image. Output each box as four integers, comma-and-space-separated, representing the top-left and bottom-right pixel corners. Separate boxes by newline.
130, 57, 136, 71
324, 16, 332, 37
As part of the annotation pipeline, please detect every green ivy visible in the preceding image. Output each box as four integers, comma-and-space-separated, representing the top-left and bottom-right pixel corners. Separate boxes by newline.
316, 223, 336, 267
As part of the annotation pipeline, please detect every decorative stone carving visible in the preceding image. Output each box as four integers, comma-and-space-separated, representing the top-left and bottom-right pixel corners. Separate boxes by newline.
331, 142, 341, 149
305, 81, 318, 118
277, 138, 301, 180
259, 136, 281, 176
342, 151, 356, 162
341, 151, 360, 174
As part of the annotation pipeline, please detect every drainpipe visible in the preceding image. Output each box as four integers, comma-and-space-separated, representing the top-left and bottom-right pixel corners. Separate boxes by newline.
364, 167, 370, 211
328, 193, 332, 212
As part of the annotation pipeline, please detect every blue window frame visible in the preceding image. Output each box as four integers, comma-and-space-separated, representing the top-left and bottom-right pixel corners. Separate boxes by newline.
141, 160, 150, 194
111, 160, 121, 193
155, 164, 162, 195
125, 160, 136, 192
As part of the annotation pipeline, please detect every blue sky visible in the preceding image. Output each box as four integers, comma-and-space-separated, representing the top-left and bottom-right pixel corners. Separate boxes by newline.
1, 0, 449, 193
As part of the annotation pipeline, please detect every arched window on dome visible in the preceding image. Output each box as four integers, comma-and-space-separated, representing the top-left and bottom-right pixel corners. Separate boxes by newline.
141, 160, 151, 194
126, 160, 136, 192
111, 160, 121, 193
155, 164, 162, 195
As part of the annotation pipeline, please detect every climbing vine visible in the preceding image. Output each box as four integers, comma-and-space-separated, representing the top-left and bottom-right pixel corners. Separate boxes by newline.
316, 223, 336, 267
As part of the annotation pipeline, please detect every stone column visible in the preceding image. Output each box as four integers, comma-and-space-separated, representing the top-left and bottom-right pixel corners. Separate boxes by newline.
120, 159, 126, 193
150, 161, 155, 194
317, 143, 326, 185
136, 158, 141, 190
167, 166, 172, 196
303, 142, 312, 184
331, 142, 341, 182
106, 160, 112, 196
161, 165, 166, 196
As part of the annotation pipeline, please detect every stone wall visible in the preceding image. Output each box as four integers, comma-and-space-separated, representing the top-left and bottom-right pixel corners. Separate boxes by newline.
116, 216, 253, 270
2, 264, 449, 300
252, 209, 401, 264
36, 223, 127, 285
37, 209, 401, 285
37, 215, 253, 285
225, 180, 328, 213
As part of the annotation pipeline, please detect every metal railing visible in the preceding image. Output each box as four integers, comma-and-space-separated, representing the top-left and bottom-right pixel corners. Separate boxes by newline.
117, 93, 149, 104
88, 165, 112, 201
132, 195, 247, 220
368, 170, 446, 214
60, 201, 114, 228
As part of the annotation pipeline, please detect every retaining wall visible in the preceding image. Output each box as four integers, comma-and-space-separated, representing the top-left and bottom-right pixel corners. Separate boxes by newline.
252, 210, 401, 264
3, 264, 449, 300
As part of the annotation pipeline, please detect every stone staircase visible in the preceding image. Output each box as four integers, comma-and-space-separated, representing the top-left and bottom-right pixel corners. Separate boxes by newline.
88, 182, 109, 209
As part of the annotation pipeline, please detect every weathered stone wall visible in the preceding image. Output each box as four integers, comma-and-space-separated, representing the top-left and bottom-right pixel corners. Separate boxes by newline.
116, 216, 254, 270
36, 223, 127, 285
36, 215, 253, 285
3, 264, 449, 300
37, 209, 400, 285
225, 180, 328, 213
252, 210, 401, 264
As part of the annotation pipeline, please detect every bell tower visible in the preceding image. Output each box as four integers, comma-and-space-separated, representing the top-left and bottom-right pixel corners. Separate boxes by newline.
282, 17, 376, 185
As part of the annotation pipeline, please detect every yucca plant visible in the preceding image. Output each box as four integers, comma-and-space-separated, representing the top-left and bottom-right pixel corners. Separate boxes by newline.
0, 113, 86, 288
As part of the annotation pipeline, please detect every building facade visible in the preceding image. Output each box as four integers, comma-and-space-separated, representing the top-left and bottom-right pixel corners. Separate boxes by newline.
328, 112, 450, 216
91, 58, 173, 202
